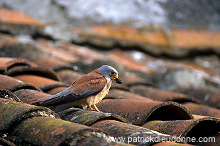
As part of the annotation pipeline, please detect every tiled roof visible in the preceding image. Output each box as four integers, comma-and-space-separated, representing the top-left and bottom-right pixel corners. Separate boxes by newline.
0, 7, 220, 146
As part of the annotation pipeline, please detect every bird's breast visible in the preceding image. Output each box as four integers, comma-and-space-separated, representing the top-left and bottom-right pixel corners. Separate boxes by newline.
86, 80, 112, 106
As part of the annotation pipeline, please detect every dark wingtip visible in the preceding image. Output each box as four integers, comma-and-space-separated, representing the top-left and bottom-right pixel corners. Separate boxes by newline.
115, 78, 123, 84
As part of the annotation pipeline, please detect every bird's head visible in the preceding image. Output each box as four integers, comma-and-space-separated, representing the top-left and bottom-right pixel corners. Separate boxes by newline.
98, 65, 122, 84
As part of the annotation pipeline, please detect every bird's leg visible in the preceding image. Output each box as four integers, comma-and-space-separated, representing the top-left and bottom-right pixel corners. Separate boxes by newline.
93, 105, 102, 112
86, 105, 94, 111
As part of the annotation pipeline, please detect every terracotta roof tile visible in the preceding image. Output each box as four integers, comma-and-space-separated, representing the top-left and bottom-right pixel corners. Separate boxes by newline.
0, 57, 37, 75
106, 89, 153, 101
0, 74, 39, 92
14, 75, 68, 93
180, 86, 220, 108
58, 42, 109, 64
0, 8, 42, 25
46, 86, 69, 95
11, 116, 111, 145
33, 57, 71, 70
129, 85, 198, 103
0, 98, 58, 131
0, 98, 125, 145
0, 57, 60, 80
183, 102, 220, 118
13, 89, 50, 104
97, 99, 193, 125
35, 39, 78, 63
0, 89, 22, 102
0, 6, 220, 145
120, 73, 147, 85
72, 25, 220, 57
0, 8, 45, 35
109, 50, 154, 74
56, 69, 84, 85
59, 108, 127, 125
142, 117, 220, 143
91, 120, 171, 145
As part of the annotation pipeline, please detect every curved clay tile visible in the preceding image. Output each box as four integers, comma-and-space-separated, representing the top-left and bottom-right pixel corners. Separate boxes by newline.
130, 85, 198, 103
183, 102, 220, 118
0, 57, 60, 81
0, 89, 22, 102
142, 117, 220, 139
97, 99, 193, 125
0, 57, 37, 75
8, 66, 59, 81
11, 117, 114, 146
91, 120, 171, 145
33, 57, 72, 71
13, 89, 51, 104
106, 89, 153, 101
178, 86, 220, 109
56, 69, 84, 85
0, 98, 58, 131
0, 75, 40, 92
14, 75, 68, 93
59, 108, 127, 126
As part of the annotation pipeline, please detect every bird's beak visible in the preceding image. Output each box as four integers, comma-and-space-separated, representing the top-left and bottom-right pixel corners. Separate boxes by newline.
111, 73, 123, 84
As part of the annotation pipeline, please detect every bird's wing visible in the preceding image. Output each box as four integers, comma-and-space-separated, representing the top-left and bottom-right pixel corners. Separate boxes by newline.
36, 70, 107, 106
70, 76, 107, 98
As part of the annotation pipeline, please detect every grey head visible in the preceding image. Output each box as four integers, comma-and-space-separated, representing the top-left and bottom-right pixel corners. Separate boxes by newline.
98, 65, 122, 84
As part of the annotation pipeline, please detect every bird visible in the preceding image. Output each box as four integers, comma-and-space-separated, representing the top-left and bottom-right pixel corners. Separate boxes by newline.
34, 65, 122, 112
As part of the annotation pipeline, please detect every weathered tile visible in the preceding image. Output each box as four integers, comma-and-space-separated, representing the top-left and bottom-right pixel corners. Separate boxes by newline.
106, 89, 153, 101
0, 89, 22, 102
97, 99, 193, 125
179, 86, 220, 109
59, 108, 127, 126
8, 65, 59, 81
142, 117, 220, 145
72, 25, 220, 58
13, 89, 50, 104
183, 102, 220, 118
58, 42, 109, 64
91, 120, 171, 145
0, 57, 37, 75
11, 116, 114, 146
0, 98, 58, 131
33, 57, 71, 70
0, 8, 45, 35
0, 74, 39, 92
56, 69, 84, 85
35, 39, 77, 63
109, 50, 154, 74
14, 75, 68, 93
129, 85, 198, 103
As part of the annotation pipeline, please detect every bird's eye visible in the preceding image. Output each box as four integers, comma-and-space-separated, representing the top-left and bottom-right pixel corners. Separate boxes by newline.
111, 72, 115, 75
